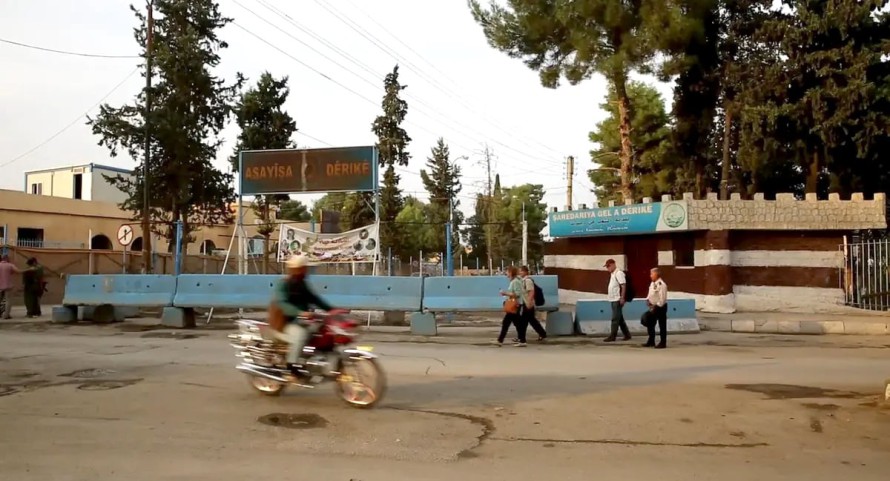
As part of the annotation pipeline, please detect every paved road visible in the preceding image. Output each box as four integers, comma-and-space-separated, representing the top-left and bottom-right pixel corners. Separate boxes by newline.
1, 321, 888, 481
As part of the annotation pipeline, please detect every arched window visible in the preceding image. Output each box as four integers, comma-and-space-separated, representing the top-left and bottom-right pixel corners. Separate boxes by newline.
90, 234, 113, 250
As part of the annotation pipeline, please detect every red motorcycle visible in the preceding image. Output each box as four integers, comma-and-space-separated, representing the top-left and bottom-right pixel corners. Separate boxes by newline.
227, 312, 386, 408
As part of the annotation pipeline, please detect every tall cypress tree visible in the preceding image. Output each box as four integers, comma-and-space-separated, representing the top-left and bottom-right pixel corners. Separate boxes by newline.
230, 72, 297, 273
369, 65, 412, 252
420, 138, 463, 255
88, 0, 242, 252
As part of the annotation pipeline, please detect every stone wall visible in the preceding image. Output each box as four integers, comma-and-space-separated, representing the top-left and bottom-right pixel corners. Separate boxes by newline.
678, 192, 887, 231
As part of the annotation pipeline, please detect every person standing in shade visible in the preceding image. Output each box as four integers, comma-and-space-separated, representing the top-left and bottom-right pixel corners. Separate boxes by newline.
0, 255, 22, 319
643, 268, 669, 349
603, 259, 631, 342
22, 257, 46, 318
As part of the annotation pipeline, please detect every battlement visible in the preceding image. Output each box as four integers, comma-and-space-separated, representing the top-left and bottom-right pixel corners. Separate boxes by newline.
553, 192, 886, 232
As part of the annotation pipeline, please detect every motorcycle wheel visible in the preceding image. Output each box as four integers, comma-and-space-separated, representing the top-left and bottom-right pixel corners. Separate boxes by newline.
247, 374, 285, 396
334, 357, 387, 409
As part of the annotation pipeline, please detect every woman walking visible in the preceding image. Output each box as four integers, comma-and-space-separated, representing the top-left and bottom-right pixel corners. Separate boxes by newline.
494, 266, 527, 347
22, 258, 45, 318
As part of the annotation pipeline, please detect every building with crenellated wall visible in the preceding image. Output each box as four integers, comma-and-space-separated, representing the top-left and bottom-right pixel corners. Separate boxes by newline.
544, 192, 887, 314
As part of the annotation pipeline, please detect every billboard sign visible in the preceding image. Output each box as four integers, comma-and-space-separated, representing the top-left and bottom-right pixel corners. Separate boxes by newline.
239, 146, 377, 195
277, 224, 379, 264
548, 200, 689, 238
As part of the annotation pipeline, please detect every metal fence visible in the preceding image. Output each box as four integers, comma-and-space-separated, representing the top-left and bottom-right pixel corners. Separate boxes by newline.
841, 238, 890, 311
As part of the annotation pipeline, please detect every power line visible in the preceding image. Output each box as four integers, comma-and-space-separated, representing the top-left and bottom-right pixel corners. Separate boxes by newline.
238, 1, 558, 170
0, 37, 139, 59
1, 67, 140, 169
311, 0, 566, 161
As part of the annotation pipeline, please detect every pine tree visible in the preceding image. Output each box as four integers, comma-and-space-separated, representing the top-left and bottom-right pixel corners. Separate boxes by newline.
229, 72, 297, 273
420, 138, 463, 255
588, 82, 676, 206
470, 0, 667, 203
88, 0, 242, 253
370, 65, 412, 250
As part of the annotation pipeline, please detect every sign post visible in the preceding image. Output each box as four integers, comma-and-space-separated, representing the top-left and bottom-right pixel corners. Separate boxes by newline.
117, 224, 134, 274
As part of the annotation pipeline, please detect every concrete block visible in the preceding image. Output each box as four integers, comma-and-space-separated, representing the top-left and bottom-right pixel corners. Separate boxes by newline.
409, 312, 437, 336
545, 311, 575, 336
51, 306, 77, 323
161, 307, 196, 329
732, 320, 756, 333
754, 319, 778, 333
843, 321, 889, 335
578, 320, 611, 336
798, 321, 845, 335
579, 317, 700, 336
776, 321, 802, 334
884, 379, 890, 403
700, 319, 732, 332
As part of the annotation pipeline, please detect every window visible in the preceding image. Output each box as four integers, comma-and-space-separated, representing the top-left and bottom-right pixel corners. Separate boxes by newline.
73, 173, 83, 199
673, 234, 696, 267
17, 228, 45, 248
30, 183, 43, 195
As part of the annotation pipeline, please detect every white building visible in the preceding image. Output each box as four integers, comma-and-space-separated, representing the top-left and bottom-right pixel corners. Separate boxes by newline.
24, 163, 134, 204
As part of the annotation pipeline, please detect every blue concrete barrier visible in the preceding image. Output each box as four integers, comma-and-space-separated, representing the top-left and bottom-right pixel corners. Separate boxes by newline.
172, 274, 424, 311
575, 299, 699, 336
412, 276, 570, 336
53, 275, 177, 324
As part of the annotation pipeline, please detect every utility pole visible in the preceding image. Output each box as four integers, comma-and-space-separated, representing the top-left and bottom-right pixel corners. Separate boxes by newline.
566, 155, 574, 210
142, 0, 154, 273
521, 203, 528, 267
480, 145, 494, 272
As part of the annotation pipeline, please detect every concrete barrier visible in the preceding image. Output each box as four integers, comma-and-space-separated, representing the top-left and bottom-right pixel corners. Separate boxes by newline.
414, 276, 570, 336
169, 274, 424, 328
53, 275, 176, 324
575, 299, 700, 336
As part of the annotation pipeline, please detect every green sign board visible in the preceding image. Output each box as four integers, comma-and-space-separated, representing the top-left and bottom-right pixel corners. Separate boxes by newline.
239, 146, 378, 195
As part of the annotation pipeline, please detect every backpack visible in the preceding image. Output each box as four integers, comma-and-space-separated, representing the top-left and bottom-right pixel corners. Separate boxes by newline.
622, 270, 636, 302
532, 280, 545, 307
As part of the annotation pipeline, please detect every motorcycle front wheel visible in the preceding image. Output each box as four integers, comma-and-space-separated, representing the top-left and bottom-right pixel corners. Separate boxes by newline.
334, 357, 387, 409
247, 374, 285, 396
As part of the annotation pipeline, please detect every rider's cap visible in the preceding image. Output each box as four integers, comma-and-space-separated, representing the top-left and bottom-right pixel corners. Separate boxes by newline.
286, 254, 309, 269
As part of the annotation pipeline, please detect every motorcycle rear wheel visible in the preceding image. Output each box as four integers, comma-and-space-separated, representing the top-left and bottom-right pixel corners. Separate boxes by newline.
247, 374, 285, 396
334, 357, 387, 409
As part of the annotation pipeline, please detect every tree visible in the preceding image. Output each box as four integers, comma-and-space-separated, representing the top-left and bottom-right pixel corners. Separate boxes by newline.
588, 81, 676, 206
393, 197, 435, 258
367, 65, 412, 248
229, 72, 297, 273
470, 0, 667, 203
278, 200, 310, 222
312, 193, 347, 221
421, 138, 463, 256
88, 0, 241, 254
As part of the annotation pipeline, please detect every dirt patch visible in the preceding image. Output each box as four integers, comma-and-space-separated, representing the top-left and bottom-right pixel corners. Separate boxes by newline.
257, 413, 329, 430
387, 406, 496, 460
140, 332, 204, 340
59, 368, 115, 379
802, 403, 841, 411
809, 417, 824, 433
725, 384, 861, 400
0, 386, 20, 397
76, 380, 142, 391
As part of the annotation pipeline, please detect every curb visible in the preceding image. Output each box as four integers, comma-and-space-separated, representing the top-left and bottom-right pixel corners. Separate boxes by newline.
699, 319, 890, 335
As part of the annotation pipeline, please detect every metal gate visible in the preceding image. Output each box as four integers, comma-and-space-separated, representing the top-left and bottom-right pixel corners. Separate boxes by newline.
841, 238, 890, 311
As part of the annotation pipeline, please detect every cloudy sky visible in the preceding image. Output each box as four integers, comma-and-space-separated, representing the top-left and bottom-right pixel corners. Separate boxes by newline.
0, 0, 671, 221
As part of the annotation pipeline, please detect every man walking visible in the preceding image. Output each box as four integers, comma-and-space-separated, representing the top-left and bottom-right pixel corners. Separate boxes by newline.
0, 255, 22, 319
643, 268, 669, 349
604, 259, 631, 342
519, 266, 547, 342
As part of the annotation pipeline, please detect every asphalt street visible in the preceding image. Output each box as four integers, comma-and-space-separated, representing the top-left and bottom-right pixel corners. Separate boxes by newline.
1, 320, 888, 481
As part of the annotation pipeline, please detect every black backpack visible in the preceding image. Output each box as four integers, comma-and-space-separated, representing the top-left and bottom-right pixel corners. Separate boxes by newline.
622, 270, 636, 302
532, 280, 545, 307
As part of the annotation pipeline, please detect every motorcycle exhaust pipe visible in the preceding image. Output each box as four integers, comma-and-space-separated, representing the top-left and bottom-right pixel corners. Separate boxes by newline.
236, 364, 288, 383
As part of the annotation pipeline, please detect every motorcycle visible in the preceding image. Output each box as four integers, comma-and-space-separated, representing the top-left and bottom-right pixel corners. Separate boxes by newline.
227, 312, 386, 408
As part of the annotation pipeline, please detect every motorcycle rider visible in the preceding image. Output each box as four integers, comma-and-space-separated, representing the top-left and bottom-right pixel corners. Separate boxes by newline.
274, 254, 341, 376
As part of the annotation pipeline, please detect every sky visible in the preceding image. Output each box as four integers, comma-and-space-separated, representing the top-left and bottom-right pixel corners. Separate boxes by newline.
0, 0, 673, 229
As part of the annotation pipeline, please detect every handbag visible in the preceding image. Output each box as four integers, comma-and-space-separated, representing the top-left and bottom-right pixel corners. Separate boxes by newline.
503, 297, 520, 314
640, 310, 655, 328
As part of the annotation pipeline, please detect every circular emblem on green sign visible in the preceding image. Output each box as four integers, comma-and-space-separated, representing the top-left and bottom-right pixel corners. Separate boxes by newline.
662, 203, 686, 228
